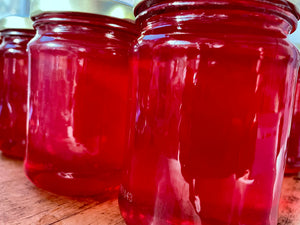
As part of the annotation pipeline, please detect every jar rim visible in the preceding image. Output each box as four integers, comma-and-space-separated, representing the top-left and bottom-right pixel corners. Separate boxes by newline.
0, 16, 34, 31
133, 0, 300, 19
288, 0, 300, 14
30, 0, 135, 21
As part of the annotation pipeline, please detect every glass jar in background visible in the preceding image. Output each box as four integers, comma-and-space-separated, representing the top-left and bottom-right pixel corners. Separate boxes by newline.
286, 23, 300, 175
0, 16, 34, 159
25, 0, 136, 196
286, 76, 300, 175
119, 0, 300, 224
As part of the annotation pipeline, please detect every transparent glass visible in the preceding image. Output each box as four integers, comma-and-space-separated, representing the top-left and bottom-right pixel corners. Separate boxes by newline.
0, 30, 34, 159
119, 0, 300, 224
25, 13, 136, 196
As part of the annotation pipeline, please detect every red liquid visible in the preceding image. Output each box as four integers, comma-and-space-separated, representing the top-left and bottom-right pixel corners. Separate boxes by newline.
24, 13, 136, 196
119, 0, 300, 224
0, 30, 34, 159
286, 79, 300, 174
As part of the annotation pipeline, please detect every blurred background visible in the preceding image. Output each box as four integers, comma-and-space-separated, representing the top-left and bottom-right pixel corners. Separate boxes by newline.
290, 21, 300, 48
0, 0, 30, 19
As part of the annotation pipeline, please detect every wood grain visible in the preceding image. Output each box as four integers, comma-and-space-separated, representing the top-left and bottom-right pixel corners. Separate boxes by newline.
278, 175, 300, 225
0, 154, 300, 225
0, 155, 125, 225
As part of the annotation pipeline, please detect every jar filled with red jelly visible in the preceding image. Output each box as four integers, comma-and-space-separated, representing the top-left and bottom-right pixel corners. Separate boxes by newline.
286, 77, 300, 175
286, 26, 300, 175
25, 0, 136, 196
0, 16, 34, 159
119, 0, 300, 224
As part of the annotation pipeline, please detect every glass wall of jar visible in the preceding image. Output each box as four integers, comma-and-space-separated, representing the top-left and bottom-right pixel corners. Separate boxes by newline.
0, 16, 34, 159
118, 0, 300, 224
286, 24, 300, 175
25, 0, 136, 196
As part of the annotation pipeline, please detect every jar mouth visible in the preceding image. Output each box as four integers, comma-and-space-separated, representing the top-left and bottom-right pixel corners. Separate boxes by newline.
135, 0, 300, 17
30, 0, 135, 21
0, 29, 35, 37
135, 0, 299, 33
32, 12, 138, 36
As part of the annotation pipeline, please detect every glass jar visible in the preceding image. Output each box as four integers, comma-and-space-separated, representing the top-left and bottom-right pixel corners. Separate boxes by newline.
286, 76, 300, 175
286, 25, 300, 175
0, 16, 34, 159
119, 0, 300, 224
25, 0, 136, 196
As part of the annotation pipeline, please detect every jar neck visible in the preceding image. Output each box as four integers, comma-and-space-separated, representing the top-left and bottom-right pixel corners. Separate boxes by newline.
1, 30, 35, 46
33, 12, 137, 43
136, 0, 299, 38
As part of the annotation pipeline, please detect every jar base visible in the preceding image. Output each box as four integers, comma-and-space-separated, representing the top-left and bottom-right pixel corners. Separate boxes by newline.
119, 196, 277, 225
285, 164, 300, 175
119, 197, 202, 225
1, 151, 24, 159
0, 141, 25, 159
24, 163, 121, 197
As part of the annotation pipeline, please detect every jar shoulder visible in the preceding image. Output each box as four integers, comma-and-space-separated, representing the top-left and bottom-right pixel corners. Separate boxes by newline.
135, 34, 299, 57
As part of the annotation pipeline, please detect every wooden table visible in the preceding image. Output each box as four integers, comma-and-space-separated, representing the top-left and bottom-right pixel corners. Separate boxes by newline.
1, 154, 299, 225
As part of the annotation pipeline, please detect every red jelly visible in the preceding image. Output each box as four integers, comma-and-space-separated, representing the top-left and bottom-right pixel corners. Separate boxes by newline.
286, 30, 300, 174
24, 0, 136, 196
286, 79, 300, 174
119, 0, 300, 224
0, 16, 34, 159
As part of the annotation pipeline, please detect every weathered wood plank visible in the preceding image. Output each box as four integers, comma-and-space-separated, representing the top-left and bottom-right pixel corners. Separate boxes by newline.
0, 155, 124, 225
278, 175, 300, 225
